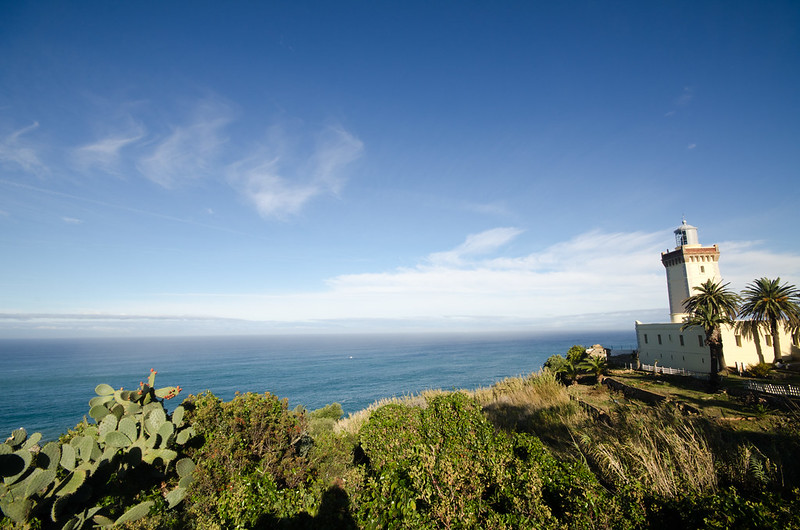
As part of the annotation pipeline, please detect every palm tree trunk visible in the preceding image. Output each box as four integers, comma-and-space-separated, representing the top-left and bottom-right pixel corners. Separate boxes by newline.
770, 319, 782, 363
707, 328, 722, 387
717, 330, 728, 375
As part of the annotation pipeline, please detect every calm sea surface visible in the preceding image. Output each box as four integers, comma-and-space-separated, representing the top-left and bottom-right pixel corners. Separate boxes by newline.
0, 331, 635, 440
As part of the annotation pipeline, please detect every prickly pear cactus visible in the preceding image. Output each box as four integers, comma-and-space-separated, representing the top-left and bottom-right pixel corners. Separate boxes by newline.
0, 370, 196, 528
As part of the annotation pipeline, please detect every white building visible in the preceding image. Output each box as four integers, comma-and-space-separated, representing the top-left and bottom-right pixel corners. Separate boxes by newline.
635, 221, 800, 372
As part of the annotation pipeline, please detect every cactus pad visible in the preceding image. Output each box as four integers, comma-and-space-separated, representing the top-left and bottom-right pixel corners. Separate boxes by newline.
54, 470, 86, 496
94, 383, 115, 396
60, 443, 76, 471
176, 457, 195, 478
7, 428, 27, 448
24, 467, 57, 498
104, 431, 132, 448
113, 500, 154, 525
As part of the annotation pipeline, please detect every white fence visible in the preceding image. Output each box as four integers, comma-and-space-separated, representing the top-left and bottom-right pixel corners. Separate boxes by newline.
745, 380, 800, 398
640, 363, 708, 380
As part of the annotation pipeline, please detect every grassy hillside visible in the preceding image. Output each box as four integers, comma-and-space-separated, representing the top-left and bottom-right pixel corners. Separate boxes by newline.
3, 366, 800, 529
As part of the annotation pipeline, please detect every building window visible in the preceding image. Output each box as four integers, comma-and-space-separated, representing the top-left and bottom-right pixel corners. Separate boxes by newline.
700, 266, 705, 273
658, 334, 662, 345
679, 335, 684, 346
644, 334, 648, 344
698, 335, 704, 347
735, 335, 742, 347
766, 335, 773, 347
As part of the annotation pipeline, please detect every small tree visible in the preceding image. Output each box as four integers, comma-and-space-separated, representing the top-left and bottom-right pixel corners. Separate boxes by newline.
566, 345, 588, 365
738, 277, 800, 364
543, 354, 568, 374
580, 355, 609, 384
555, 360, 582, 386
682, 279, 740, 387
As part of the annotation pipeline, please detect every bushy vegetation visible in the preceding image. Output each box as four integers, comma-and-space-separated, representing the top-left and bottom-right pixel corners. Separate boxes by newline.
747, 362, 773, 379
544, 344, 608, 385
4, 358, 800, 529
181, 391, 318, 528
356, 393, 556, 528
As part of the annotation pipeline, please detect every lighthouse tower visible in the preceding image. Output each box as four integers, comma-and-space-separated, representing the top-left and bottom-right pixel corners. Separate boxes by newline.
661, 220, 721, 323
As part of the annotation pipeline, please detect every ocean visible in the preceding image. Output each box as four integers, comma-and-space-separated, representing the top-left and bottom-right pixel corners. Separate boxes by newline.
0, 331, 635, 441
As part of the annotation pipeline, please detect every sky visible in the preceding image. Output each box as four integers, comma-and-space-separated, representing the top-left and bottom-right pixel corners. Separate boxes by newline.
1, 1, 799, 338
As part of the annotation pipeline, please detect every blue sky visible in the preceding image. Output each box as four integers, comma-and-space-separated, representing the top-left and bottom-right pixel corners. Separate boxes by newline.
1, 1, 799, 337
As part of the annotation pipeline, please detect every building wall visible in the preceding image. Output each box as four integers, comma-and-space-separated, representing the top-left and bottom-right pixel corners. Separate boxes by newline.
636, 321, 800, 372
719, 326, 800, 367
635, 322, 710, 372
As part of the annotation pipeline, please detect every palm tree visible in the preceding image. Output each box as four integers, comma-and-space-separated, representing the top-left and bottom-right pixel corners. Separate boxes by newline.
738, 277, 800, 363
579, 355, 608, 384
554, 360, 581, 386
681, 280, 741, 386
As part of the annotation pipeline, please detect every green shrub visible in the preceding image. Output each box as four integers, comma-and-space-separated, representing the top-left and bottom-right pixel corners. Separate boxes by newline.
309, 403, 344, 422
566, 345, 588, 365
543, 354, 568, 373
183, 391, 318, 528
513, 433, 624, 529
747, 362, 772, 378
356, 393, 554, 528
651, 487, 800, 530
307, 403, 344, 438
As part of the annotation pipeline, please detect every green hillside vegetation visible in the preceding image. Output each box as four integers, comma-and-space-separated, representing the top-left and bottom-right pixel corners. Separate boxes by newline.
2, 355, 800, 529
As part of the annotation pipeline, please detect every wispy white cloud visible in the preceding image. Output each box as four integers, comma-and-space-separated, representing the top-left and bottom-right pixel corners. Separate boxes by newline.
428, 227, 523, 266
0, 122, 49, 175
228, 125, 363, 219
137, 99, 233, 188
676, 86, 694, 106
326, 229, 669, 317
5, 98, 363, 220
664, 86, 694, 117
61, 217, 83, 224
463, 200, 512, 217
687, 143, 697, 150
716, 240, 800, 290
73, 125, 145, 173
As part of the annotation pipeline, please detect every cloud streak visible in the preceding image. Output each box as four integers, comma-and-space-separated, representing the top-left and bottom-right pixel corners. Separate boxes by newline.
0, 122, 49, 175
151, 228, 797, 328
5, 96, 364, 220
428, 227, 524, 266
326, 228, 669, 316
73, 127, 145, 174
137, 99, 233, 188
228, 125, 364, 219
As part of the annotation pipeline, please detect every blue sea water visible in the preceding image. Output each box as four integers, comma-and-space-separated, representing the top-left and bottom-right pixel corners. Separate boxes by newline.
0, 331, 635, 441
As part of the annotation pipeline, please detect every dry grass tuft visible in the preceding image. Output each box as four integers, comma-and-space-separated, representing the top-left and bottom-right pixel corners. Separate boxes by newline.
576, 406, 717, 498
478, 369, 580, 433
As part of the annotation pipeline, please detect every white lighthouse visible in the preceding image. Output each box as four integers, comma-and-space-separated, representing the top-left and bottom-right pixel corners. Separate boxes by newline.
636, 220, 798, 372
661, 220, 721, 323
